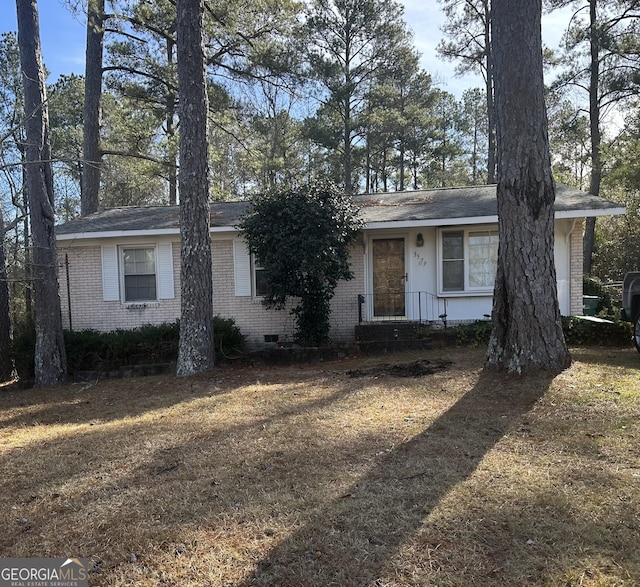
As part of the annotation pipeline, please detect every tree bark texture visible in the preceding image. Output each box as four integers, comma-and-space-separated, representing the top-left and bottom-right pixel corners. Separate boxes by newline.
0, 211, 12, 381
81, 0, 105, 216
176, 0, 215, 376
486, 0, 571, 373
483, 0, 496, 184
583, 0, 601, 275
16, 0, 68, 386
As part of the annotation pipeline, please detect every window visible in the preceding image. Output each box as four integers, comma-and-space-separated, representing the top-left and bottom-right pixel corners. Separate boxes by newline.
440, 228, 498, 293
101, 243, 174, 303
442, 231, 464, 291
122, 247, 157, 302
254, 264, 270, 297
468, 230, 499, 288
232, 238, 271, 298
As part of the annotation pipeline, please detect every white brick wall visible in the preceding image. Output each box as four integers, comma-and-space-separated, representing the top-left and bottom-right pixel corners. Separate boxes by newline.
58, 238, 366, 347
570, 219, 585, 315
211, 239, 365, 347
58, 219, 583, 346
59, 243, 181, 332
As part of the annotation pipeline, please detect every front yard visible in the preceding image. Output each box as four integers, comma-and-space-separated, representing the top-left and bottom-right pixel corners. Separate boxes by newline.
1, 347, 639, 586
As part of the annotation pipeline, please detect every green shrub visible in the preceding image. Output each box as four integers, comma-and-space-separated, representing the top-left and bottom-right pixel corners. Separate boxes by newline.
452, 320, 493, 346
11, 322, 36, 381
450, 317, 633, 349
212, 315, 246, 358
561, 316, 633, 347
11, 317, 246, 379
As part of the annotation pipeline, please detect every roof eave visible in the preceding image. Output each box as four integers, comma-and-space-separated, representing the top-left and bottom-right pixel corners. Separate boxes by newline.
554, 207, 626, 219
57, 227, 180, 241
56, 206, 626, 241
364, 215, 499, 229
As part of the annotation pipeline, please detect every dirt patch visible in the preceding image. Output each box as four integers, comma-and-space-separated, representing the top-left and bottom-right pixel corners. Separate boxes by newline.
346, 358, 452, 378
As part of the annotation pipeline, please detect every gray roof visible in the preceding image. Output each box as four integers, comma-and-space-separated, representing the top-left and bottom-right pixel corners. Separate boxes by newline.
56, 184, 625, 238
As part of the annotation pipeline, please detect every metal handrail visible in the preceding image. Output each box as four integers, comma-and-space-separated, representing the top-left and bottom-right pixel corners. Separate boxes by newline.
356, 291, 448, 324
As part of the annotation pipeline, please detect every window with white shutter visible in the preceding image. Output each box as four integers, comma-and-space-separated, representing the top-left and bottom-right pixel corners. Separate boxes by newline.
233, 237, 251, 296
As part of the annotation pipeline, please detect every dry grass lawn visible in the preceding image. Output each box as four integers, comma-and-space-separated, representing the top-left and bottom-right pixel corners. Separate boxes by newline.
1, 346, 639, 586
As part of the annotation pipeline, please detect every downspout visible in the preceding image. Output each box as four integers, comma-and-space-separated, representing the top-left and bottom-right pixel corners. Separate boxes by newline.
565, 218, 578, 245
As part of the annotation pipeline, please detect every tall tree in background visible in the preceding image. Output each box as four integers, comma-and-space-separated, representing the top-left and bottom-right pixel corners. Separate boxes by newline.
363, 44, 436, 192
437, 0, 496, 183
305, 0, 410, 194
49, 73, 85, 217
547, 97, 590, 188
486, 0, 570, 373
16, 0, 67, 385
427, 89, 465, 187
176, 0, 214, 376
105, 0, 179, 203
81, 0, 105, 215
459, 87, 488, 184
592, 109, 640, 279
0, 208, 12, 381
547, 0, 640, 274
0, 31, 31, 327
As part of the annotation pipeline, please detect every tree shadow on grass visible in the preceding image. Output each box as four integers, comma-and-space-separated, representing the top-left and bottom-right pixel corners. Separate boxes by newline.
235, 369, 555, 587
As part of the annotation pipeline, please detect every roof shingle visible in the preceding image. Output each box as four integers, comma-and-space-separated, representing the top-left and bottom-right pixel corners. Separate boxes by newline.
56, 184, 624, 237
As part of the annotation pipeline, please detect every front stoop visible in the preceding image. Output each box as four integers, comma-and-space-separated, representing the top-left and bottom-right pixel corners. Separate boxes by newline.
355, 322, 456, 353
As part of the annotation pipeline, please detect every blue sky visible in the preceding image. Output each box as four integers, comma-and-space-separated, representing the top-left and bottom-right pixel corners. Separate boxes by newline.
3, 0, 86, 82
2, 0, 572, 96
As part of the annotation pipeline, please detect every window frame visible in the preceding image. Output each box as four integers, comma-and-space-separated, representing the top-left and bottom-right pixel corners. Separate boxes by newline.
251, 255, 270, 298
437, 226, 498, 296
119, 244, 158, 303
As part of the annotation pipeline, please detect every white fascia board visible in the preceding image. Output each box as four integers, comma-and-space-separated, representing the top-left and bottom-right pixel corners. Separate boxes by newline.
555, 207, 626, 219
57, 227, 179, 241
210, 226, 239, 233
364, 216, 497, 230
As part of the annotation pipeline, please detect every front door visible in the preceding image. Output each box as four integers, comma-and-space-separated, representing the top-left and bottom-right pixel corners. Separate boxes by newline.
372, 237, 406, 318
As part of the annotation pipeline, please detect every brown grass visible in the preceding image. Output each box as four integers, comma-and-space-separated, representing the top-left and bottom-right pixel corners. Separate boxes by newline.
1, 347, 639, 586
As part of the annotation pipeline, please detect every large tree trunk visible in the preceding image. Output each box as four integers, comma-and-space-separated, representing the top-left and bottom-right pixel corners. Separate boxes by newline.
16, 0, 68, 386
176, 0, 215, 376
81, 0, 105, 216
486, 0, 570, 374
0, 210, 12, 381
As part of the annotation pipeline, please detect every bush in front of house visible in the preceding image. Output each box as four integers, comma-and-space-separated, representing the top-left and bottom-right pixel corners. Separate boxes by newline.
561, 315, 632, 347
445, 318, 632, 349
11, 316, 246, 380
237, 181, 363, 347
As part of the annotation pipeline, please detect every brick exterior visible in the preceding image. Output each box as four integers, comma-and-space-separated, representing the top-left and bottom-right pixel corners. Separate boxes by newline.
58, 220, 584, 348
59, 242, 181, 332
570, 219, 585, 316
58, 238, 366, 348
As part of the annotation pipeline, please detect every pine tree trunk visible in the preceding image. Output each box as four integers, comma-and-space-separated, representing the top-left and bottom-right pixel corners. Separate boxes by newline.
583, 0, 601, 275
484, 0, 496, 184
81, 0, 104, 216
16, 0, 68, 386
486, 0, 570, 374
0, 211, 12, 381
166, 35, 178, 206
176, 0, 214, 376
